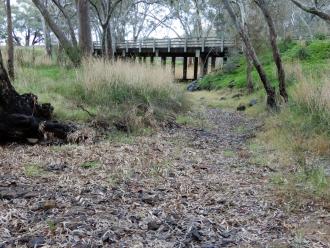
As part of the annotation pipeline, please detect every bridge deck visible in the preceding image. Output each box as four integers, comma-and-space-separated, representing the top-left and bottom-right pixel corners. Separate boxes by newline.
93, 37, 237, 57
92, 37, 238, 80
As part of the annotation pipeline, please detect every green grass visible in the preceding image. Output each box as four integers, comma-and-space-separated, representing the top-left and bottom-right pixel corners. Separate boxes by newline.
80, 161, 100, 169
199, 39, 330, 91
12, 52, 188, 131
24, 164, 44, 177
195, 38, 330, 204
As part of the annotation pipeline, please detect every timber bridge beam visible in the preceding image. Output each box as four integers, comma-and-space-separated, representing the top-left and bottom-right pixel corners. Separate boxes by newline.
93, 37, 238, 80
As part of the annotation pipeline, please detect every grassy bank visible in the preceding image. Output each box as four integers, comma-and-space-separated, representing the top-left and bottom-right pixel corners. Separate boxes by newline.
196, 39, 330, 204
8, 48, 187, 132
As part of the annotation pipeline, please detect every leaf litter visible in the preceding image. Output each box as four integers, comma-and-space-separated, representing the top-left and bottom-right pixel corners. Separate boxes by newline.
0, 108, 329, 247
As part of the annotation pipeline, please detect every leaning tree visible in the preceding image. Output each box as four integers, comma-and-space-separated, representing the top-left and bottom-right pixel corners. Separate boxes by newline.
0, 50, 74, 143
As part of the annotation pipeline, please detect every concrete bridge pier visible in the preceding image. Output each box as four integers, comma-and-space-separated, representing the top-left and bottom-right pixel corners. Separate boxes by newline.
171, 57, 176, 75
183, 57, 188, 80
193, 57, 198, 80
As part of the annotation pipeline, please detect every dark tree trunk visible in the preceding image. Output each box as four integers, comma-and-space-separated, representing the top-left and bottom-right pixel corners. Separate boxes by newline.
245, 53, 254, 94
42, 0, 52, 57
223, 0, 277, 109
255, 0, 288, 102
5, 0, 14, 80
76, 0, 92, 56
0, 50, 74, 143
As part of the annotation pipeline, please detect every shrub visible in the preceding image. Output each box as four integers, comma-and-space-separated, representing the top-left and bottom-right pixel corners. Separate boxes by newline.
314, 33, 327, 40
223, 50, 240, 73
278, 36, 296, 53
294, 47, 311, 60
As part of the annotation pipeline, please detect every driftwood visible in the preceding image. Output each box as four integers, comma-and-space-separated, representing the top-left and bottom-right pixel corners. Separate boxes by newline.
0, 50, 74, 143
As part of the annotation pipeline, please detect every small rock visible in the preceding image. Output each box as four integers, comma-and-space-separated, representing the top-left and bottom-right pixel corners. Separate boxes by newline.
147, 220, 161, 231
142, 194, 157, 205
189, 226, 203, 241
26, 138, 39, 144
28, 236, 45, 248
43, 200, 57, 210
46, 163, 67, 172
220, 97, 226, 101
187, 80, 201, 92
102, 231, 116, 243
237, 104, 246, 111
248, 99, 257, 107
232, 93, 243, 98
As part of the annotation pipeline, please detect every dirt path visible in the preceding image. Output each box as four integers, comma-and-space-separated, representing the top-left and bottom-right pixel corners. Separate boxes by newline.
0, 108, 329, 247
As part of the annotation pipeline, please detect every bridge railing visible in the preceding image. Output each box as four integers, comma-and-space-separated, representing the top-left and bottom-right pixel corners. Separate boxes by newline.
93, 37, 237, 51
93, 34, 330, 52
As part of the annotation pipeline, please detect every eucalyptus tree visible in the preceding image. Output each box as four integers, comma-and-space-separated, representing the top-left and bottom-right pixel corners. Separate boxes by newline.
5, 0, 14, 79
76, 0, 92, 55
223, 0, 277, 108
12, 0, 43, 47
290, 0, 330, 23
89, 0, 122, 59
254, 0, 288, 102
32, 0, 81, 65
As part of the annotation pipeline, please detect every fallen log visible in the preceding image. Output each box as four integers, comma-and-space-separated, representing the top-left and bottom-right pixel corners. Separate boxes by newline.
0, 50, 74, 143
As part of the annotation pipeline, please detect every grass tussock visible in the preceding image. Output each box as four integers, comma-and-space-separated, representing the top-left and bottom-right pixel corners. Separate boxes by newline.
291, 71, 330, 129
10, 50, 187, 131
77, 59, 187, 131
249, 63, 330, 205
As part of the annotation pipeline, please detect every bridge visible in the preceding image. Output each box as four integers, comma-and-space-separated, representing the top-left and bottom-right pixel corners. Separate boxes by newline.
93, 37, 238, 80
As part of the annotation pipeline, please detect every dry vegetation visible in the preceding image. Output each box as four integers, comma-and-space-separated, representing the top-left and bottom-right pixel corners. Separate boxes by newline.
8, 48, 187, 132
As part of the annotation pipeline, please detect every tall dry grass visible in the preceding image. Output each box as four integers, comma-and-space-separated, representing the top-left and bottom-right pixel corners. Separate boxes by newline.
286, 63, 330, 129
76, 58, 187, 130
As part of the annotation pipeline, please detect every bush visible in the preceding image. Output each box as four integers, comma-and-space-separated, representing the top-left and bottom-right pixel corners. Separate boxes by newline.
278, 36, 296, 53
223, 50, 240, 73
315, 33, 327, 40
294, 47, 311, 60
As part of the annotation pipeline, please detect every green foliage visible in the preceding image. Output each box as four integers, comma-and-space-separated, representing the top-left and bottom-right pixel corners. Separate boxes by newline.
80, 161, 100, 169
314, 33, 327, 40
199, 39, 330, 91
294, 47, 311, 60
24, 164, 44, 177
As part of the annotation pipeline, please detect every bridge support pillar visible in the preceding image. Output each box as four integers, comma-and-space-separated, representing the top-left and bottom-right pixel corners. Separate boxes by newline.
171, 57, 176, 76
183, 56, 188, 80
211, 57, 216, 71
193, 57, 198, 80
199, 55, 208, 77
150, 56, 154, 65
161, 56, 166, 67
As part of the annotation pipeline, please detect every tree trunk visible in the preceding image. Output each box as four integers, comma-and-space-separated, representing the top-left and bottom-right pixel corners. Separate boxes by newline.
76, 0, 92, 56
32, 0, 81, 66
102, 24, 113, 60
255, 0, 288, 102
106, 24, 113, 59
223, 0, 277, 109
5, 0, 14, 80
0, 50, 74, 143
42, 0, 52, 57
290, 0, 330, 22
245, 52, 254, 94
25, 29, 31, 47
